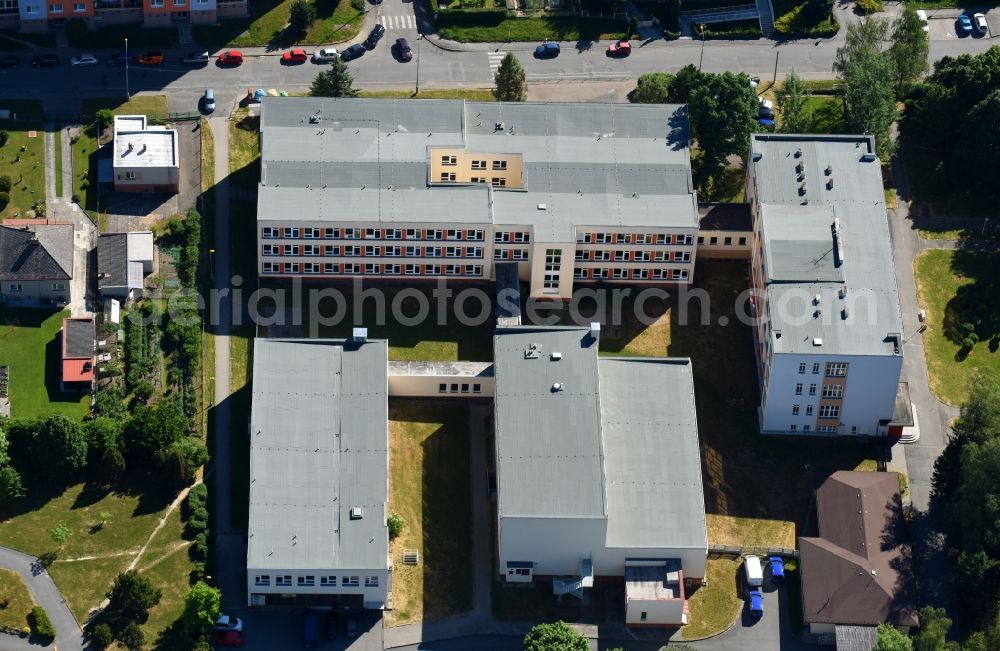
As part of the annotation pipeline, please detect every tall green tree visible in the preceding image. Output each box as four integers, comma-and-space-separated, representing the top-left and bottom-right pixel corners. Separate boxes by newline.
688, 71, 758, 186
834, 18, 898, 158
493, 53, 527, 102
118, 623, 145, 651
309, 58, 359, 98
288, 0, 315, 35
912, 606, 953, 651
7, 415, 88, 483
180, 582, 222, 635
775, 69, 809, 133
523, 621, 588, 651
106, 570, 162, 625
889, 6, 929, 97
874, 623, 912, 651
667, 64, 702, 104
0, 429, 23, 500
631, 72, 673, 104
124, 402, 187, 466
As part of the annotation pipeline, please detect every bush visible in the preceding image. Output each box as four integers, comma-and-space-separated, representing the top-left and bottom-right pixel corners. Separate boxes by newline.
388, 512, 404, 539
0, 192, 8, 211
350, 0, 364, 10
134, 380, 154, 403
0, 175, 10, 193
80, 178, 89, 190
29, 606, 55, 643
703, 18, 762, 39
95, 108, 115, 131
0, 131, 8, 147
90, 623, 114, 650
774, 3, 839, 38
855, 0, 882, 13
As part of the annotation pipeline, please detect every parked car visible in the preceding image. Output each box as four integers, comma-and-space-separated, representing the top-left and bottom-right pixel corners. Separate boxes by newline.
748, 588, 764, 618
973, 13, 988, 34
312, 47, 339, 62
203, 88, 216, 113
71, 53, 98, 67
759, 97, 774, 110
958, 14, 973, 34
747, 74, 760, 88
183, 51, 210, 65
758, 117, 776, 127
106, 53, 129, 66
213, 614, 242, 632
218, 50, 244, 65
0, 54, 20, 68
916, 9, 929, 32
345, 615, 358, 639
534, 42, 560, 58
769, 556, 785, 585
365, 23, 386, 48
211, 630, 244, 647
32, 54, 60, 67
341, 44, 366, 61
136, 50, 163, 66
396, 38, 412, 61
282, 48, 309, 64
759, 106, 775, 120
607, 40, 631, 57
303, 611, 319, 648
744, 555, 763, 587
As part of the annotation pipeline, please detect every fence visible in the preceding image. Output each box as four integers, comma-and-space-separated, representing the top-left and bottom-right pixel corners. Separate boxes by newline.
708, 544, 799, 559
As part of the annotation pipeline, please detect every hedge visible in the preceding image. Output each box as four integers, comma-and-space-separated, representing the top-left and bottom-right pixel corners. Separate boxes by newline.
29, 606, 55, 643
703, 19, 762, 40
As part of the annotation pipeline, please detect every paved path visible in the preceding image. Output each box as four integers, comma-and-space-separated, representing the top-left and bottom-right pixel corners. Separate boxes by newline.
0, 546, 82, 651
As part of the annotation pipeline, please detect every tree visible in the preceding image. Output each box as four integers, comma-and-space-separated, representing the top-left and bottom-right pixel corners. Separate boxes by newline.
0, 429, 23, 501
889, 6, 929, 97
667, 64, 702, 104
387, 512, 404, 539
912, 606, 952, 651
688, 71, 758, 187
956, 89, 1000, 196
631, 72, 673, 104
95, 386, 129, 420
180, 582, 221, 635
124, 402, 187, 466
49, 522, 72, 546
288, 0, 315, 35
834, 18, 898, 159
118, 622, 145, 651
309, 58, 358, 98
493, 53, 527, 102
7, 415, 88, 483
775, 69, 809, 133
523, 621, 588, 651
161, 437, 209, 488
106, 570, 162, 624
95, 108, 115, 131
874, 623, 912, 651
89, 623, 114, 650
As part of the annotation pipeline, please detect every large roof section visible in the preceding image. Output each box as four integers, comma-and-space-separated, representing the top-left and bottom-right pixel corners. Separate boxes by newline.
98, 232, 154, 291
749, 134, 903, 356
257, 98, 698, 240
63, 317, 94, 359
113, 115, 178, 169
600, 357, 707, 550
799, 471, 918, 627
0, 221, 73, 281
247, 338, 389, 572
493, 327, 605, 518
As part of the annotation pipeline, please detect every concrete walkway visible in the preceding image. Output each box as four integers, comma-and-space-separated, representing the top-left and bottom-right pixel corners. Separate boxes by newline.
0, 546, 82, 651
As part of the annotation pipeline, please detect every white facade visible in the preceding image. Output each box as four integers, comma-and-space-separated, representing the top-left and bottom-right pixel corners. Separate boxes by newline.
246, 568, 389, 608
112, 116, 179, 193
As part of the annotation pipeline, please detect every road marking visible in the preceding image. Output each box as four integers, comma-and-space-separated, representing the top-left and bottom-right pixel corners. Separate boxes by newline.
488, 51, 507, 76
382, 14, 416, 29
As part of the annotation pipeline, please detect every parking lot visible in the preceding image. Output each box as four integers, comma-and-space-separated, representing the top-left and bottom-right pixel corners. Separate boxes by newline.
221, 609, 384, 650
926, 9, 997, 41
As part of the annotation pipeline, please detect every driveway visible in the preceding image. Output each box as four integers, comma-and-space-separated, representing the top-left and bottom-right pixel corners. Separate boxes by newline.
0, 546, 82, 651
225, 608, 383, 651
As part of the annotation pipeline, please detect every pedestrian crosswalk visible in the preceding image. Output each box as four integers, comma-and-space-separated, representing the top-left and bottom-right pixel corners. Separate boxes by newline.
488, 51, 508, 77
379, 14, 417, 30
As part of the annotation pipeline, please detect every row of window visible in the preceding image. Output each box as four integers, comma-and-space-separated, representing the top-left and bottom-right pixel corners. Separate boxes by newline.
789, 424, 859, 433
439, 174, 507, 187
6, 283, 65, 292
439, 383, 483, 394
791, 404, 841, 418
45, 3, 87, 12
574, 249, 691, 263
698, 235, 749, 247
574, 267, 690, 281
263, 245, 484, 259
262, 227, 488, 242
254, 575, 378, 588
494, 249, 529, 261
577, 233, 694, 246
261, 262, 484, 276
797, 362, 848, 377
793, 383, 844, 398
441, 156, 507, 171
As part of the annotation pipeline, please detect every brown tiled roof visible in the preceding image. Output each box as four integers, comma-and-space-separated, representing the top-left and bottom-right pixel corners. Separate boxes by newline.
799, 471, 918, 628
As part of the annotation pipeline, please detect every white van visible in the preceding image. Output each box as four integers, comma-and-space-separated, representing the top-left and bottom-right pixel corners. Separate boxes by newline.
744, 555, 763, 587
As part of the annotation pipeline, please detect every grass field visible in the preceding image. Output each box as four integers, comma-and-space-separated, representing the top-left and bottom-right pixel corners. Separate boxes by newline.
385, 402, 473, 626
800, 95, 845, 134
193, 0, 364, 47
438, 11, 627, 42
683, 558, 742, 639
358, 89, 497, 101
134, 506, 196, 644
0, 569, 35, 631
229, 110, 260, 191
0, 309, 91, 419
914, 249, 1000, 405
0, 100, 46, 220
80, 95, 169, 122
70, 125, 99, 218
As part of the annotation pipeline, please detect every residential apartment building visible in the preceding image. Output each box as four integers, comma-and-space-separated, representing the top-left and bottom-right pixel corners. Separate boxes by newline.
0, 220, 74, 306
492, 326, 708, 626
256, 98, 700, 299
112, 115, 179, 194
12, 0, 240, 31
246, 336, 390, 609
746, 134, 909, 437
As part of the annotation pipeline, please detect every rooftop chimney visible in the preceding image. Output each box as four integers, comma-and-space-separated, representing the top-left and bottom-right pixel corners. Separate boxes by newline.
351, 328, 367, 344
588, 322, 601, 346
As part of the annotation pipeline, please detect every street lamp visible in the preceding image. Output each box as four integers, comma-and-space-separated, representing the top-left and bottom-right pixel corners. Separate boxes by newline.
698, 24, 706, 71
414, 33, 421, 97
124, 37, 129, 99
903, 324, 928, 345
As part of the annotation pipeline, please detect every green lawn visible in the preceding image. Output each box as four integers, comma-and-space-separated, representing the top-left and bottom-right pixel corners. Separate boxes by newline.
80, 95, 169, 122
438, 11, 627, 42
193, 0, 364, 47
0, 101, 46, 220
0, 568, 35, 631
914, 249, 1000, 405
0, 309, 91, 419
70, 125, 99, 217
359, 89, 497, 101
800, 95, 845, 134
229, 110, 260, 191
682, 558, 741, 639
135, 506, 196, 644
386, 402, 473, 626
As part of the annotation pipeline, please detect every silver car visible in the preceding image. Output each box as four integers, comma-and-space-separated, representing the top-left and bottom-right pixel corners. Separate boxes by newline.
70, 54, 98, 67
312, 47, 339, 63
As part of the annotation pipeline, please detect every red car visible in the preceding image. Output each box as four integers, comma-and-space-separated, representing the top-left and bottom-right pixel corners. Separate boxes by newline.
211, 630, 244, 646
282, 48, 308, 64
607, 40, 631, 57
218, 50, 244, 65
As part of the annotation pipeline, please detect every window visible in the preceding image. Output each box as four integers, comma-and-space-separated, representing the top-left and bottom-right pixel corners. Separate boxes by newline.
817, 425, 837, 433
808, 384, 817, 396
263, 227, 279, 239
303, 262, 320, 274
50, 3, 63, 10
724, 237, 733, 246
324, 245, 339, 256
343, 228, 360, 239
303, 244, 320, 256
468, 229, 484, 241
303, 227, 320, 239
298, 576, 315, 587
426, 264, 441, 275
324, 263, 338, 274
595, 233, 612, 244
150, 0, 162, 6
441, 155, 457, 166
495, 249, 506, 260
406, 246, 420, 257
255, 575, 270, 586
282, 244, 298, 256
386, 229, 402, 240
461, 384, 470, 393
819, 405, 841, 419
640, 612, 648, 622
445, 264, 461, 276
492, 160, 507, 170
385, 264, 401, 275
812, 363, 821, 374
709, 236, 718, 245
262, 263, 278, 273
405, 264, 419, 275
697, 236, 705, 245
790, 425, 797, 432
451, 383, 458, 393
365, 245, 380, 256
467, 247, 483, 258
798, 363, 806, 374
851, 426, 858, 433
612, 268, 628, 279
320, 576, 336, 587
513, 232, 529, 243
576, 250, 588, 261
365, 576, 379, 587
806, 405, 814, 416
343, 263, 360, 274
635, 233, 652, 244
263, 245, 279, 257
428, 230, 443, 240
574, 267, 587, 279
73, 2, 84, 9
795, 383, 802, 396
826, 362, 848, 377
577, 232, 593, 244
343, 576, 360, 587
491, 178, 506, 187
365, 263, 380, 274
614, 250, 629, 261
366, 228, 382, 239
446, 247, 461, 258
426, 246, 442, 257
440, 172, 456, 182
739, 237, 748, 246
52, 282, 65, 291
672, 269, 689, 280
792, 405, 800, 415
406, 228, 420, 239
803, 425, 811, 432
471, 160, 486, 170
822, 384, 844, 398
284, 227, 300, 239
495, 231, 506, 243
473, 384, 481, 393
634, 268, 649, 280
593, 268, 609, 279
385, 246, 401, 257
678, 234, 693, 245
513, 249, 528, 260
276, 576, 292, 587
676, 251, 691, 262
124, 171, 136, 180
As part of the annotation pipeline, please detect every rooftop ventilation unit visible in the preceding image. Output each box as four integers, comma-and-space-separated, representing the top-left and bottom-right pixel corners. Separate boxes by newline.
832, 218, 845, 267
827, 177, 834, 190
799, 183, 808, 196
795, 148, 803, 158
551, 352, 562, 361
350, 507, 363, 520
524, 343, 541, 359
814, 293, 822, 305
842, 307, 850, 320
796, 161, 805, 174
825, 165, 833, 176
495, 122, 504, 131
813, 338, 823, 346
861, 152, 877, 162
814, 308, 822, 319
551, 382, 564, 392
351, 328, 367, 343
839, 285, 848, 299
537, 204, 547, 211
589, 322, 601, 346
309, 115, 321, 124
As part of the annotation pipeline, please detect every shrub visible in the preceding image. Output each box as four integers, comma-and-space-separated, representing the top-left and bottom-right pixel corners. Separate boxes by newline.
855, 0, 882, 13
80, 178, 89, 190
388, 512, 404, 539
134, 380, 155, 403
29, 606, 55, 643
0, 131, 8, 147
95, 108, 115, 131
350, 0, 364, 10
90, 623, 114, 650
0, 175, 10, 192
0, 192, 8, 211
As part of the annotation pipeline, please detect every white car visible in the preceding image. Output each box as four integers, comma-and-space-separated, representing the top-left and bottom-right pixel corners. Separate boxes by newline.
312, 47, 339, 62
916, 9, 929, 32
973, 13, 988, 34
70, 54, 98, 67
214, 614, 244, 632
759, 97, 774, 110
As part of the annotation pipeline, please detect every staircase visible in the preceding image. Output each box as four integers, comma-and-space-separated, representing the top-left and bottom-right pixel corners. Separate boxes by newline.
755, 0, 775, 37
552, 555, 594, 599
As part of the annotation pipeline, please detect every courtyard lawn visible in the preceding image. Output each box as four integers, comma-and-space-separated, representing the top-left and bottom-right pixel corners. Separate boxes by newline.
79, 95, 169, 122
359, 89, 496, 101
0, 309, 91, 420
800, 95, 845, 134
386, 402, 473, 626
70, 125, 100, 222
0, 100, 46, 220
682, 558, 742, 639
0, 569, 35, 630
193, 0, 364, 47
229, 110, 260, 192
134, 506, 196, 644
914, 248, 1000, 405
437, 11, 627, 43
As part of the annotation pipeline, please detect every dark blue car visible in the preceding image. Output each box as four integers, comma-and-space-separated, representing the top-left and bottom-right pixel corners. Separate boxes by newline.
303, 611, 319, 648
534, 42, 560, 58
958, 14, 973, 34
749, 588, 764, 618
769, 556, 785, 584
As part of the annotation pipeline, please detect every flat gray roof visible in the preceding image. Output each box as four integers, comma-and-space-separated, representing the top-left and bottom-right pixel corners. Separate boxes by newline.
387, 360, 494, 377
258, 98, 698, 240
750, 134, 903, 356
247, 338, 389, 571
